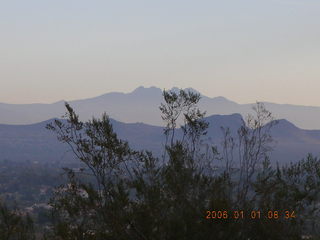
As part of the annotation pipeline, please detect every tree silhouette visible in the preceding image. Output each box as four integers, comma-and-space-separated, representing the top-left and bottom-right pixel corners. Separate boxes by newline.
43, 89, 320, 239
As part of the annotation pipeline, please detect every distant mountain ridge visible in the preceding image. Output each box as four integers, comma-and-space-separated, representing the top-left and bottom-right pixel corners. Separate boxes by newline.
1, 86, 320, 130
0, 114, 319, 165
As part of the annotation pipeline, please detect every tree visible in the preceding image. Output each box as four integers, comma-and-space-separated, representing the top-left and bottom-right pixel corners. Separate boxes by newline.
236, 102, 278, 207
45, 92, 319, 239
0, 201, 35, 240
46, 104, 139, 239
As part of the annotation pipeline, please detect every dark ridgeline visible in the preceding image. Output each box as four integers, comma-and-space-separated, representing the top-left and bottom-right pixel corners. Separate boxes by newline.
0, 114, 319, 165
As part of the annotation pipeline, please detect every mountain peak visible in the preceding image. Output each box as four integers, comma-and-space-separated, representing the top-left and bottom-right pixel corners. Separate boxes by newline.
276, 119, 299, 130
212, 96, 233, 102
132, 86, 161, 94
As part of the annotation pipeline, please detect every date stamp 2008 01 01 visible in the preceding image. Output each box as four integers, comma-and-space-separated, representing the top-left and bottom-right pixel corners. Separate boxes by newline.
205, 210, 296, 220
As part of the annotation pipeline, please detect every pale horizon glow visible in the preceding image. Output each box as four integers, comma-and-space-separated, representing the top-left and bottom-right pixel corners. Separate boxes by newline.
1, 0, 320, 106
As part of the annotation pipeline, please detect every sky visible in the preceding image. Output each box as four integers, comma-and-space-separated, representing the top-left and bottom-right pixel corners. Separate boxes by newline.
1, 0, 320, 105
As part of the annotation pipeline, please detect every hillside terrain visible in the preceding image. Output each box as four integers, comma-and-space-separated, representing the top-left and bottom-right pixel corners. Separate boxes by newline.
0, 114, 319, 165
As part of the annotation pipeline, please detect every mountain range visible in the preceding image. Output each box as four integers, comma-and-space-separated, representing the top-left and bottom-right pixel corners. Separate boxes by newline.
0, 113, 319, 166
1, 86, 320, 130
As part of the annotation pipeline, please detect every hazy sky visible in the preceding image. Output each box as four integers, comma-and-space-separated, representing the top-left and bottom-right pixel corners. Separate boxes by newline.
1, 0, 320, 105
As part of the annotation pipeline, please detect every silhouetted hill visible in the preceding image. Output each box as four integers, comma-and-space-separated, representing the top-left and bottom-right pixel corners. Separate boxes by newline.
205, 113, 243, 140
0, 114, 319, 165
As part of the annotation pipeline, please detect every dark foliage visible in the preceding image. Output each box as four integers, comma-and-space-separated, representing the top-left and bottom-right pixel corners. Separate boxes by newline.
1, 89, 320, 239
0, 201, 35, 240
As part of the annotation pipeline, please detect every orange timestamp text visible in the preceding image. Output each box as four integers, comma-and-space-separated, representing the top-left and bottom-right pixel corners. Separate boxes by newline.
205, 210, 296, 220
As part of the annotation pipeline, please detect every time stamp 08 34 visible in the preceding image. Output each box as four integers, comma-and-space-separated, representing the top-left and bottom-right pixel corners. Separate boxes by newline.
205, 210, 296, 220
